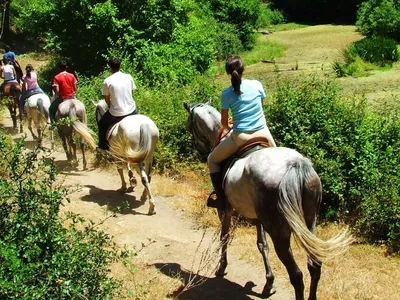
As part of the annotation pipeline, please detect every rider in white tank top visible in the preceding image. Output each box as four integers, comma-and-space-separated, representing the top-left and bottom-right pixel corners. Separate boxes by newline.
2, 64, 16, 81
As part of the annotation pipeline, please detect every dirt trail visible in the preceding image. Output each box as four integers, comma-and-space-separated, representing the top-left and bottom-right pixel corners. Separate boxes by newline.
0, 113, 294, 299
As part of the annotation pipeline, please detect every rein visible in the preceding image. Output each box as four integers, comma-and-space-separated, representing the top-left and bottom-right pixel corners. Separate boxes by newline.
212, 126, 231, 151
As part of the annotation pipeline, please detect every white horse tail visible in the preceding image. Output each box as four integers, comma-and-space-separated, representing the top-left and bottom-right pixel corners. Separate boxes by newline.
278, 157, 353, 262
69, 104, 96, 149
109, 124, 150, 164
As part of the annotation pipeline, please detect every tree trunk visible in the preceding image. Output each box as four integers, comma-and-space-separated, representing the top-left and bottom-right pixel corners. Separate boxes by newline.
0, 0, 11, 42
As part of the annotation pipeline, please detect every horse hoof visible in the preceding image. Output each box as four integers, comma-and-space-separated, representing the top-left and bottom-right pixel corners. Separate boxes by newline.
130, 177, 137, 188
117, 187, 127, 194
262, 287, 276, 297
215, 268, 227, 277
148, 205, 156, 215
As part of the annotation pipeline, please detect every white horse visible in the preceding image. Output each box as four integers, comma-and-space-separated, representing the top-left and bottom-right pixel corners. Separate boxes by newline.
184, 102, 352, 300
25, 93, 54, 149
94, 100, 159, 215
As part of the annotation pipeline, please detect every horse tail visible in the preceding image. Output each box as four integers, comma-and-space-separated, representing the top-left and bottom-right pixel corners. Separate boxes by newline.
36, 97, 48, 125
278, 157, 353, 262
109, 124, 150, 164
69, 104, 96, 149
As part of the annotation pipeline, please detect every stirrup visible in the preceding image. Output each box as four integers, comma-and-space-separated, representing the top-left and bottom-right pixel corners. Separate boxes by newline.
207, 191, 225, 209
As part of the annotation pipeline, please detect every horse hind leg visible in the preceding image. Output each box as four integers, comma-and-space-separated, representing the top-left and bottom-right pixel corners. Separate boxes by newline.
79, 137, 87, 170
255, 221, 276, 297
136, 163, 155, 215
117, 167, 128, 193
216, 208, 233, 277
128, 163, 137, 188
269, 229, 305, 300
59, 131, 71, 161
8, 105, 17, 129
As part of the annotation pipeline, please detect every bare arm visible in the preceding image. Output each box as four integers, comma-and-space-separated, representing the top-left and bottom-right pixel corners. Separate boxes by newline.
104, 94, 111, 106
221, 109, 231, 129
11, 66, 16, 79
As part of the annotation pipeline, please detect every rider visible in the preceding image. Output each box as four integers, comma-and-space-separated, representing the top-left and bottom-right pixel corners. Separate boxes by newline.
0, 57, 18, 96
19, 64, 45, 114
98, 57, 138, 150
49, 60, 78, 123
3, 46, 19, 67
207, 55, 276, 209
3, 46, 22, 81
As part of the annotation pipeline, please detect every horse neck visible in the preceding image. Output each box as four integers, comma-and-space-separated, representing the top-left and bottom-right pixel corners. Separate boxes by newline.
197, 115, 222, 145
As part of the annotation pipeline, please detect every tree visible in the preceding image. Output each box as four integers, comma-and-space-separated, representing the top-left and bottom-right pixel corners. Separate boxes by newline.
0, 0, 11, 42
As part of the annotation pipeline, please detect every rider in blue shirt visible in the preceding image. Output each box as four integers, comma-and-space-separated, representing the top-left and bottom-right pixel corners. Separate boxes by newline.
3, 46, 18, 66
207, 55, 276, 209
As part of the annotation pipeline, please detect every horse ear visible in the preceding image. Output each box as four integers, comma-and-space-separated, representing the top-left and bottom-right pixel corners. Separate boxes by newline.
206, 98, 212, 105
91, 100, 98, 106
183, 101, 191, 113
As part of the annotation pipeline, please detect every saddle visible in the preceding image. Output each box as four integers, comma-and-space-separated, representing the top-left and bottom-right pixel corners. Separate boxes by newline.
3, 82, 22, 95
221, 136, 270, 182
207, 137, 270, 208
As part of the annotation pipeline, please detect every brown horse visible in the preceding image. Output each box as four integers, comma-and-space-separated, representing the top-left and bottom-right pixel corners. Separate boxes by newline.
1, 81, 23, 132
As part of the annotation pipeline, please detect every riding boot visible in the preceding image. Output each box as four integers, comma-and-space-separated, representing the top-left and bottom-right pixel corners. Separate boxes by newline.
207, 172, 226, 210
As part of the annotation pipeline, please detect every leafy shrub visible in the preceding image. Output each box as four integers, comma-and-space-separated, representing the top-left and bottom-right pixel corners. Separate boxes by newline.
356, 0, 400, 42
213, 22, 244, 60
0, 136, 126, 298
333, 36, 398, 77
265, 77, 400, 251
347, 36, 399, 66
205, 0, 261, 49
256, 2, 286, 28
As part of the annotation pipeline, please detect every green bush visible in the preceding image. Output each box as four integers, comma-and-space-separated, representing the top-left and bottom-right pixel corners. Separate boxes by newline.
333, 36, 398, 77
347, 36, 399, 66
0, 136, 126, 298
356, 0, 400, 42
205, 0, 261, 49
265, 77, 400, 251
256, 2, 286, 28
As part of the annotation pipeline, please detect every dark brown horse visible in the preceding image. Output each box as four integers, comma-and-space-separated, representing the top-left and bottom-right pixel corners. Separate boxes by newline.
1, 81, 23, 132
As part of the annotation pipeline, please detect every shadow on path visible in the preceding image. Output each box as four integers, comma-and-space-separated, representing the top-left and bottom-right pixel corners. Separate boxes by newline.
81, 184, 145, 214
154, 262, 266, 300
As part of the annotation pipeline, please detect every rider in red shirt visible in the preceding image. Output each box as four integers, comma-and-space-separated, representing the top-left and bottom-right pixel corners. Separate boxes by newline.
49, 60, 77, 122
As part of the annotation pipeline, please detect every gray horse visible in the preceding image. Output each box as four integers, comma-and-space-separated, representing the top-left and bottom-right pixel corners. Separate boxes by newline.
94, 100, 159, 215
55, 99, 96, 169
184, 102, 352, 300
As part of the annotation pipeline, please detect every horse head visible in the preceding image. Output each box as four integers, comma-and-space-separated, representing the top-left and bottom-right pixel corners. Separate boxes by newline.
92, 99, 108, 123
183, 101, 222, 162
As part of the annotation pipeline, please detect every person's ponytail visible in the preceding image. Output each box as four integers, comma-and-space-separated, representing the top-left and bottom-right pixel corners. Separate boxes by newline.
231, 70, 242, 95
225, 55, 244, 96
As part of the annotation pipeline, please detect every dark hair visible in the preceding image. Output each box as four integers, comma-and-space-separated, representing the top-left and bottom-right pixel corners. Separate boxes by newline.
58, 60, 68, 71
107, 58, 121, 72
5, 45, 10, 52
225, 55, 244, 95
3, 57, 10, 64
25, 64, 34, 78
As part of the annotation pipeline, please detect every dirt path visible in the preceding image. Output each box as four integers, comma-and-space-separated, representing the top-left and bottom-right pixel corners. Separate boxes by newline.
0, 112, 294, 299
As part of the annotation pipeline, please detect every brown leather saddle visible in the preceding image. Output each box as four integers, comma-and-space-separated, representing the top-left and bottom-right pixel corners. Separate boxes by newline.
221, 136, 271, 182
